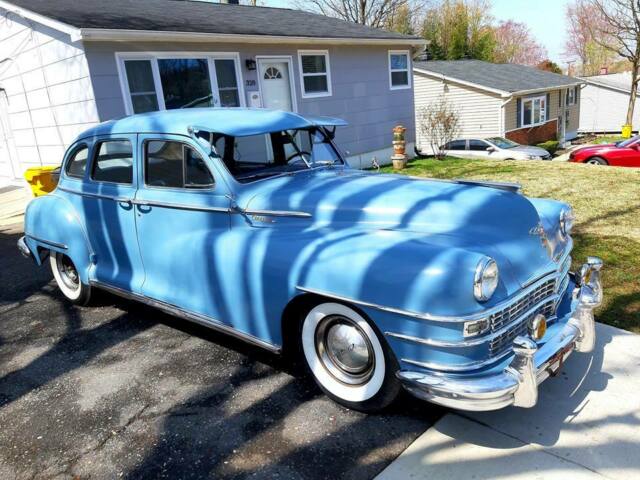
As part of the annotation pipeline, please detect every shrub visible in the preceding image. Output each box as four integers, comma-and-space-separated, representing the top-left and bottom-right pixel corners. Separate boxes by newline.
536, 140, 560, 155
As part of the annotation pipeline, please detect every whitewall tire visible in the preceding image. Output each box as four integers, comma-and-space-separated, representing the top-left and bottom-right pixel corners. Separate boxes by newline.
50, 251, 91, 305
301, 302, 401, 412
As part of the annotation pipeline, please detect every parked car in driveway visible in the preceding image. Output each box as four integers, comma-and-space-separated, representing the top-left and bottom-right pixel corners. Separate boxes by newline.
430, 137, 552, 160
569, 135, 640, 167
18, 108, 603, 413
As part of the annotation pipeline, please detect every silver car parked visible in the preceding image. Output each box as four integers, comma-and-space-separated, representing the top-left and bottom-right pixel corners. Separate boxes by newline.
439, 137, 552, 161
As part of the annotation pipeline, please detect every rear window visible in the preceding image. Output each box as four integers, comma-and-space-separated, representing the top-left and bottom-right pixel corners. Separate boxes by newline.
91, 140, 133, 184
443, 140, 466, 150
65, 145, 88, 178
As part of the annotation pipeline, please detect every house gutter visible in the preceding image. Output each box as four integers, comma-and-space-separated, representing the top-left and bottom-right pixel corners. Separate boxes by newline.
77, 28, 426, 47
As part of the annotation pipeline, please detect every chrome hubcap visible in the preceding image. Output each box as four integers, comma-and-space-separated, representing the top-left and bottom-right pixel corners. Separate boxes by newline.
315, 315, 374, 385
57, 254, 79, 290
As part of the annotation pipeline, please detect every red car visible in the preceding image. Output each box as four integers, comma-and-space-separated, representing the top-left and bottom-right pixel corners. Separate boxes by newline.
569, 135, 640, 167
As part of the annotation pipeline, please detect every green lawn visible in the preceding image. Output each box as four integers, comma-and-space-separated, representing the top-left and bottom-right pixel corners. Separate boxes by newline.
381, 157, 640, 333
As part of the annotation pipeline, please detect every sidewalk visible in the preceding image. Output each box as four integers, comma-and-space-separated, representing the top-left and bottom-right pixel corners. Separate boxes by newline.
377, 323, 640, 479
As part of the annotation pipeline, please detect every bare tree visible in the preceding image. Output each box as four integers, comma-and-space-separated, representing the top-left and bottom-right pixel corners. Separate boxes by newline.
565, 0, 617, 75
295, 0, 423, 28
419, 98, 460, 159
493, 20, 548, 65
589, 0, 640, 126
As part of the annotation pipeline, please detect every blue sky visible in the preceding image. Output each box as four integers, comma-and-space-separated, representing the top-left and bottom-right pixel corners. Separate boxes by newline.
264, 0, 570, 64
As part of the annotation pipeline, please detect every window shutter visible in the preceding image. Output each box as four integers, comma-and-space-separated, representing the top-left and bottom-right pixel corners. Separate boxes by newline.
546, 92, 550, 121
574, 86, 579, 103
558, 89, 561, 108
516, 98, 522, 128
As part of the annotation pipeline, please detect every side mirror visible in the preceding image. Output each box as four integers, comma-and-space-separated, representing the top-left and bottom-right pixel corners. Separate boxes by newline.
486, 146, 497, 152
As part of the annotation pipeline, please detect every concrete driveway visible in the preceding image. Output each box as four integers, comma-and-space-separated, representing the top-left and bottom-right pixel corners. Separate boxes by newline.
377, 323, 640, 479
0, 222, 441, 480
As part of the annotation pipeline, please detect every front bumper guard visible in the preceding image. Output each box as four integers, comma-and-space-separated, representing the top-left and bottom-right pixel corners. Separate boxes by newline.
397, 257, 603, 411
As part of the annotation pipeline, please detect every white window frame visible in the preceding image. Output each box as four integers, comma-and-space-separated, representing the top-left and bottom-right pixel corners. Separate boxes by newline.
521, 94, 547, 128
115, 51, 246, 115
566, 87, 576, 106
297, 50, 332, 99
388, 50, 411, 90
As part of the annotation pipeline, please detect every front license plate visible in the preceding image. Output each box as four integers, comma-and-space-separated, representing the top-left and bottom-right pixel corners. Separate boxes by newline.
546, 342, 574, 376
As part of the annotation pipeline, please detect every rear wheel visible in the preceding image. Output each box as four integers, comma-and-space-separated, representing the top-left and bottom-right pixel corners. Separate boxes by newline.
50, 251, 91, 305
586, 156, 608, 165
300, 302, 401, 413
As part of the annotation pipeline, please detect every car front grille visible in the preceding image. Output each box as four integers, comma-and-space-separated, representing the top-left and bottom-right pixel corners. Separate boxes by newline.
488, 256, 572, 358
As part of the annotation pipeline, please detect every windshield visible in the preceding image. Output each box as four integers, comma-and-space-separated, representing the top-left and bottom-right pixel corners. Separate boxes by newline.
486, 137, 520, 149
210, 127, 343, 183
616, 135, 640, 147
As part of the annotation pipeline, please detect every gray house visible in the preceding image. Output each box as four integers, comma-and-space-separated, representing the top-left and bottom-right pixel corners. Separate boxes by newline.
0, 0, 424, 183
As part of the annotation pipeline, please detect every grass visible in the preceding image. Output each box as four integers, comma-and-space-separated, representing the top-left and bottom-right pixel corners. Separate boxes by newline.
381, 157, 640, 333
589, 135, 625, 144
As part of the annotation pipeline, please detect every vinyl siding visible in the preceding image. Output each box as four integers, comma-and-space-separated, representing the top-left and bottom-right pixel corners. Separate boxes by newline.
83, 42, 416, 168
578, 83, 638, 133
413, 72, 503, 152
504, 89, 579, 140
0, 9, 99, 181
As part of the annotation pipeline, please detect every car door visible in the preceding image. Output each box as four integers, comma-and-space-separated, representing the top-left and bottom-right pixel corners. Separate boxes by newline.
80, 134, 145, 291
133, 134, 233, 321
613, 140, 640, 167
442, 139, 468, 158
467, 139, 493, 160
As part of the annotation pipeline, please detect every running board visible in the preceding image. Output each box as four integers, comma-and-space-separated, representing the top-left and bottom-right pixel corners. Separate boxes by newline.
90, 281, 281, 354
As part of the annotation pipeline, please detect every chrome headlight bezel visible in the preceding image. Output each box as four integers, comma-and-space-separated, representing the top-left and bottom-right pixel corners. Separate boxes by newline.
474, 257, 499, 302
559, 208, 575, 238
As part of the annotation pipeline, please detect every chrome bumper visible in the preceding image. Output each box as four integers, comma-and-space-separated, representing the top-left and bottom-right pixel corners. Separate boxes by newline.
17, 236, 36, 262
397, 257, 603, 411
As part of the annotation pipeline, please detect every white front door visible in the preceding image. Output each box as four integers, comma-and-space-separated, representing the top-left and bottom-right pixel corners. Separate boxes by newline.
258, 59, 293, 111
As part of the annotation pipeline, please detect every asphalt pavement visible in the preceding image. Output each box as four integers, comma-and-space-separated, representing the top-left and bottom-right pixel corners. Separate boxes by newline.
0, 221, 442, 480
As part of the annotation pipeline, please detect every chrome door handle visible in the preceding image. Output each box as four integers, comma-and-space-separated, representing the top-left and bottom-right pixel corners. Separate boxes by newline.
115, 197, 132, 207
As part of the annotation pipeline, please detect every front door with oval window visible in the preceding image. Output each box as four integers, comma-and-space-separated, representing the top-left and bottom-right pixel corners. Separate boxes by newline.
257, 59, 293, 111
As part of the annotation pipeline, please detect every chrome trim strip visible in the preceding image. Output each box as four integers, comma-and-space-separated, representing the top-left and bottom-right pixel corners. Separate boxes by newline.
297, 271, 562, 323
91, 281, 281, 354
385, 306, 559, 348
132, 199, 231, 213
24, 234, 68, 250
400, 348, 514, 373
244, 209, 312, 218
57, 186, 131, 203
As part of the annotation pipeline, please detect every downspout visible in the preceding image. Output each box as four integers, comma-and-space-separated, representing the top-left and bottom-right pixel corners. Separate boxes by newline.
500, 96, 512, 137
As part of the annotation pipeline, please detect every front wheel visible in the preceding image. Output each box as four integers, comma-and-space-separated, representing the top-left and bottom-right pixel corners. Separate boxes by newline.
586, 156, 608, 165
300, 302, 401, 412
50, 251, 91, 305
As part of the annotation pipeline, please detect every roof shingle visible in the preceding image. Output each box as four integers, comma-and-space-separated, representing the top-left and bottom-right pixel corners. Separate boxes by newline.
3, 0, 420, 41
414, 60, 582, 94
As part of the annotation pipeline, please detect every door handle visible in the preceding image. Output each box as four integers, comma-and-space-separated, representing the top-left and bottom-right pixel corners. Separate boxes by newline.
115, 197, 133, 208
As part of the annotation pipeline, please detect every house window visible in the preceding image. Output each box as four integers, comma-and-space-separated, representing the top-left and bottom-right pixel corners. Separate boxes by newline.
566, 86, 577, 106
389, 50, 411, 89
521, 95, 547, 127
298, 50, 331, 97
118, 54, 244, 115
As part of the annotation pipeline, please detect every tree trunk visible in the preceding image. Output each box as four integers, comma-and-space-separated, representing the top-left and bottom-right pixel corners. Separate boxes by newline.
626, 63, 639, 126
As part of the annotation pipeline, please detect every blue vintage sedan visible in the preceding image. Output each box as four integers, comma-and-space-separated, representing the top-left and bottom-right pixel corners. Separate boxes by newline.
18, 108, 603, 413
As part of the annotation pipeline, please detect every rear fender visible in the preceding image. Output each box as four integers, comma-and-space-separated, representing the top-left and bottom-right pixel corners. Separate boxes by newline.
23, 193, 93, 284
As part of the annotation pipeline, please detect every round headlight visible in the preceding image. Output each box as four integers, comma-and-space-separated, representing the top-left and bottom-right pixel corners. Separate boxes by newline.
474, 258, 499, 302
559, 208, 575, 237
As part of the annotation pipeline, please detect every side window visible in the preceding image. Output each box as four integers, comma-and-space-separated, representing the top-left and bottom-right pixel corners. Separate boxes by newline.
91, 140, 133, 184
65, 145, 89, 178
444, 140, 466, 150
468, 140, 489, 151
146, 140, 214, 188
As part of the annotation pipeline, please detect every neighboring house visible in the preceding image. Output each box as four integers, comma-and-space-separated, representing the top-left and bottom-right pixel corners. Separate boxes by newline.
413, 60, 583, 153
579, 72, 639, 134
0, 0, 424, 183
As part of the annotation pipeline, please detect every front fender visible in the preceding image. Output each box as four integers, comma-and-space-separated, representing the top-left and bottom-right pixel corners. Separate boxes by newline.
291, 229, 491, 318
23, 193, 93, 283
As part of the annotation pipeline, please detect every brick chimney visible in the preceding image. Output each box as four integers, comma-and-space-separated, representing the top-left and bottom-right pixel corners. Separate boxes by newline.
599, 67, 609, 75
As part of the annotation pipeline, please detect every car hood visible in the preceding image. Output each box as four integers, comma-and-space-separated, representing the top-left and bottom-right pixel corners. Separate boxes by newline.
240, 169, 566, 290
509, 145, 550, 156
573, 143, 615, 155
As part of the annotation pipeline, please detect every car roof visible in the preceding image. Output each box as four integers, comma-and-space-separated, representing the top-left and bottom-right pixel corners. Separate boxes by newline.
75, 108, 348, 141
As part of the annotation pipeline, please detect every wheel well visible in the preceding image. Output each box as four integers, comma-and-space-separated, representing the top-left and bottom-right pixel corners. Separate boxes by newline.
586, 156, 608, 164
281, 293, 323, 361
